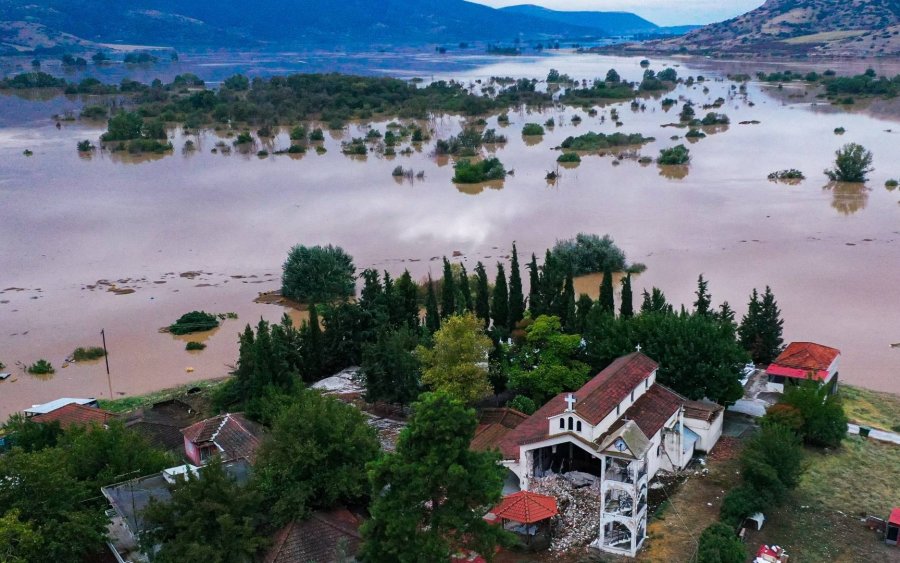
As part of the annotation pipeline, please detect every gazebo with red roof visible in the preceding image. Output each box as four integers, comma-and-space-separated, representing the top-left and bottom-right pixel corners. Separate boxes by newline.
487, 490, 558, 547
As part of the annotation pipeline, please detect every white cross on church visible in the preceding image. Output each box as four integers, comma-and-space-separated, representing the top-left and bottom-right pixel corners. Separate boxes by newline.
635, 343, 642, 352
564, 393, 576, 411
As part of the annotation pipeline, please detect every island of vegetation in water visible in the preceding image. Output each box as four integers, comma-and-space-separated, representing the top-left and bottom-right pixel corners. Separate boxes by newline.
452, 157, 507, 183
560, 131, 654, 151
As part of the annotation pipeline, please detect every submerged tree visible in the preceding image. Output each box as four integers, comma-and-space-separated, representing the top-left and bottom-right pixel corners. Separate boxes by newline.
824, 143, 873, 182
282, 244, 356, 303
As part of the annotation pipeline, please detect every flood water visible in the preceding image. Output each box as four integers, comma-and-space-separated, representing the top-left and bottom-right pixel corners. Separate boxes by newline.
2, 52, 899, 419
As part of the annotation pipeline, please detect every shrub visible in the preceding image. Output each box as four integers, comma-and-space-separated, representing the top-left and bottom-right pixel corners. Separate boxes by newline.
550, 233, 627, 275
697, 522, 746, 563
544, 117, 555, 127
768, 169, 805, 181
233, 131, 253, 145
452, 157, 506, 183
169, 311, 220, 335
824, 143, 873, 182
557, 152, 581, 163
886, 179, 899, 189
76, 140, 94, 152
80, 105, 107, 120
481, 128, 506, 144
560, 132, 652, 150
282, 244, 356, 303
685, 129, 706, 139
289, 126, 307, 140
522, 123, 545, 136
720, 484, 766, 526
657, 144, 690, 165
72, 347, 106, 361
185, 341, 207, 351
507, 395, 537, 415
287, 144, 305, 154
392, 165, 404, 177
700, 112, 729, 126
27, 359, 55, 375
834, 127, 846, 134
309, 128, 325, 141
776, 379, 848, 447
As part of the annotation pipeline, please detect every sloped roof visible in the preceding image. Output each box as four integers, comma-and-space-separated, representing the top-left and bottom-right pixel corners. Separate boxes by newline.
31, 403, 117, 428
626, 384, 684, 438
573, 352, 659, 425
889, 507, 900, 527
472, 408, 529, 453
264, 509, 362, 563
683, 399, 724, 423
770, 342, 840, 373
597, 420, 651, 459
491, 490, 558, 524
181, 413, 264, 463
125, 399, 206, 452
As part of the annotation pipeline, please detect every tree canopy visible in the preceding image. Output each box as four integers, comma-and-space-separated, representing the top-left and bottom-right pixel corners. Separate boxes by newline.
508, 315, 591, 404
281, 244, 356, 303
419, 313, 493, 404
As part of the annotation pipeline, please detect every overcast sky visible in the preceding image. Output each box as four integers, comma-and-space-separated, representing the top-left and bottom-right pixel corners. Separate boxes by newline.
471, 0, 765, 27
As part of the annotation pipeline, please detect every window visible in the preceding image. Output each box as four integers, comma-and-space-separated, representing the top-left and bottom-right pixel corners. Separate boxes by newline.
616, 405, 620, 416
576, 421, 582, 432
645, 379, 649, 390
631, 389, 635, 401
559, 418, 565, 429
568, 417, 573, 431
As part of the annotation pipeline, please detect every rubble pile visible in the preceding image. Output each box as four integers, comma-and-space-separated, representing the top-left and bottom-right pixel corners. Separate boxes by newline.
365, 414, 406, 452
531, 473, 602, 551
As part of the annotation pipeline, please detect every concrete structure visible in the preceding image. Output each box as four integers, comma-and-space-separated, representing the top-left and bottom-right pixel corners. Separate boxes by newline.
765, 342, 840, 394
24, 397, 98, 417
474, 352, 724, 558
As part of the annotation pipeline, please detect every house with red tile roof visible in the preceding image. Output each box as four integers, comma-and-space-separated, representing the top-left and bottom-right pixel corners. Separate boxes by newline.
181, 413, 265, 465
264, 508, 362, 563
31, 403, 117, 429
473, 352, 724, 558
765, 342, 840, 394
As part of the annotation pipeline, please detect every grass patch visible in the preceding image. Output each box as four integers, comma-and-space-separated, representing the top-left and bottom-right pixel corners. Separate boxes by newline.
73, 346, 106, 361
841, 384, 900, 431
98, 379, 226, 413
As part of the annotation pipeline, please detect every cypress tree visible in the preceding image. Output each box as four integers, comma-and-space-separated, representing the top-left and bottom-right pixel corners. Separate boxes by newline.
306, 304, 323, 380
561, 270, 577, 332
474, 262, 491, 328
440, 257, 455, 318
599, 265, 615, 314
738, 288, 761, 362
459, 264, 473, 313
527, 253, 541, 317
620, 273, 634, 318
508, 243, 525, 328
395, 270, 420, 329
718, 301, 736, 328
694, 274, 712, 316
382, 271, 398, 327
758, 286, 785, 364
492, 263, 509, 333
425, 274, 441, 333
575, 294, 593, 334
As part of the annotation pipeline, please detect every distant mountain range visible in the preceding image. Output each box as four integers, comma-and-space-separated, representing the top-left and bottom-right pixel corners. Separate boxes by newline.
643, 0, 900, 57
0, 0, 691, 55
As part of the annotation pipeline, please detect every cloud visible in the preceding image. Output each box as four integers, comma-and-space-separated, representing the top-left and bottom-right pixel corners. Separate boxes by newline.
471, 0, 766, 26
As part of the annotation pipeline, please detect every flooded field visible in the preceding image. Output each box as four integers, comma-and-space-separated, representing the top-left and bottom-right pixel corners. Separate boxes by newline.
1, 52, 899, 418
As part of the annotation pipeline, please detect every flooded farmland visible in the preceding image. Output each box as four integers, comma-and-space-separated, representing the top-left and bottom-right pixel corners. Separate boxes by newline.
1, 51, 899, 418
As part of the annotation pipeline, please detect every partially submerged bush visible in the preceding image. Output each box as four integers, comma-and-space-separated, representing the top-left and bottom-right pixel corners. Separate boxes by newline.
185, 341, 207, 351
768, 169, 805, 181
657, 144, 690, 165
27, 359, 55, 375
560, 132, 652, 151
557, 152, 581, 163
452, 157, 506, 183
824, 143, 873, 182
76, 140, 94, 152
169, 311, 220, 335
549, 233, 628, 275
521, 123, 545, 136
282, 244, 356, 303
73, 347, 106, 361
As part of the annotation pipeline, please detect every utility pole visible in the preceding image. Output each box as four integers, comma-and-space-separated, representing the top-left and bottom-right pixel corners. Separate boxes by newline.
101, 329, 112, 399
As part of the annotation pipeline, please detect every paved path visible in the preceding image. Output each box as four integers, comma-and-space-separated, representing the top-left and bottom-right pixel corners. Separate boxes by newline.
847, 423, 900, 446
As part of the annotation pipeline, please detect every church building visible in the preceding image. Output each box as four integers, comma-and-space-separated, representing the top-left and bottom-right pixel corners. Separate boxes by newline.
474, 351, 723, 557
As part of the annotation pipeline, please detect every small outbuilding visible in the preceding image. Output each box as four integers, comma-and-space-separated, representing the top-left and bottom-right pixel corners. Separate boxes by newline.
887, 507, 900, 546
487, 490, 558, 548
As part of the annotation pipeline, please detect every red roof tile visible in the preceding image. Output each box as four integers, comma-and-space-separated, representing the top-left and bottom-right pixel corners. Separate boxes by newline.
491, 491, 558, 524
573, 352, 659, 425
264, 509, 361, 563
181, 413, 264, 463
625, 384, 684, 438
889, 507, 900, 527
31, 403, 117, 429
770, 342, 839, 373
682, 399, 724, 423
472, 408, 529, 453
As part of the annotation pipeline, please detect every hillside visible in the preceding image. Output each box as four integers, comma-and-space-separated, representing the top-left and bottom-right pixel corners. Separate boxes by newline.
645, 0, 900, 57
0, 0, 608, 53
500, 4, 659, 35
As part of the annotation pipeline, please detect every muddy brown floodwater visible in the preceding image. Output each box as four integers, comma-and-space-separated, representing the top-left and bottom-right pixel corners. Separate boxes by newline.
1, 53, 899, 419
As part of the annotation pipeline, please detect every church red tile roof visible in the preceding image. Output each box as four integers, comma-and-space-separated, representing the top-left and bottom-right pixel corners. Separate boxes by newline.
472, 408, 529, 453
770, 342, 839, 372
490, 490, 558, 524
572, 352, 659, 425
626, 384, 684, 438
181, 413, 264, 463
31, 403, 117, 428
264, 509, 361, 563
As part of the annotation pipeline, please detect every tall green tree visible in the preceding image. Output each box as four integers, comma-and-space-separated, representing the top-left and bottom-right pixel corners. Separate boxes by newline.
394, 270, 420, 329
418, 313, 493, 405
560, 271, 576, 333
491, 263, 510, 333
575, 294, 594, 334
362, 326, 421, 405
441, 258, 456, 318
459, 264, 474, 313
508, 315, 591, 404
527, 253, 541, 317
254, 390, 381, 524
773, 380, 848, 447
141, 461, 267, 562
598, 266, 615, 314
694, 274, 712, 316
305, 304, 324, 380
360, 393, 511, 562
508, 244, 525, 327
473, 262, 491, 328
425, 274, 441, 333
620, 273, 634, 318
640, 287, 672, 314
359, 269, 386, 323
738, 286, 784, 365
281, 244, 356, 303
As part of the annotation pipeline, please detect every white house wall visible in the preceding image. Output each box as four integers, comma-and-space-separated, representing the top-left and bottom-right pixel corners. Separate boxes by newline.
684, 413, 723, 453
